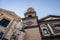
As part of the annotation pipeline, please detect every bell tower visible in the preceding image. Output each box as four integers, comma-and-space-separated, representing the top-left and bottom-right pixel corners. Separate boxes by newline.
22, 7, 38, 28
24, 7, 36, 18
22, 7, 41, 40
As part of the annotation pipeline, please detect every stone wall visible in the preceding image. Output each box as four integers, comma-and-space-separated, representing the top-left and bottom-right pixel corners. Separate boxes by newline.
24, 27, 41, 40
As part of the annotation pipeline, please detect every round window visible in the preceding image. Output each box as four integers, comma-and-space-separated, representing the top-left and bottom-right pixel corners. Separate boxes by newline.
26, 21, 33, 26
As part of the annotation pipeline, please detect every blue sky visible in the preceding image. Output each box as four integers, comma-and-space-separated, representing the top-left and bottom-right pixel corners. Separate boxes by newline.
0, 0, 60, 19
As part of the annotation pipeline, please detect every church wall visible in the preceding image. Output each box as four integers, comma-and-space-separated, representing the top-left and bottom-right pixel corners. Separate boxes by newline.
24, 27, 41, 40
23, 18, 38, 27
39, 20, 60, 40
0, 9, 21, 40
5, 20, 17, 40
18, 32, 25, 40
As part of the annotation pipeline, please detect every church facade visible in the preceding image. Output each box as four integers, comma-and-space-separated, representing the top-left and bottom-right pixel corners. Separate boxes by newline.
22, 7, 60, 40
0, 8, 21, 40
0, 8, 60, 40
22, 7, 41, 40
39, 15, 60, 40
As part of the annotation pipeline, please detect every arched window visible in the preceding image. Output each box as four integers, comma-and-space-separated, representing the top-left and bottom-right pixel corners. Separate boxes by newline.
43, 29, 49, 35
28, 15, 32, 17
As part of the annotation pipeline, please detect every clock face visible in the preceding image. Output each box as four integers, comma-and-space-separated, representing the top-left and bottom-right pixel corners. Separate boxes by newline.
26, 21, 33, 26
